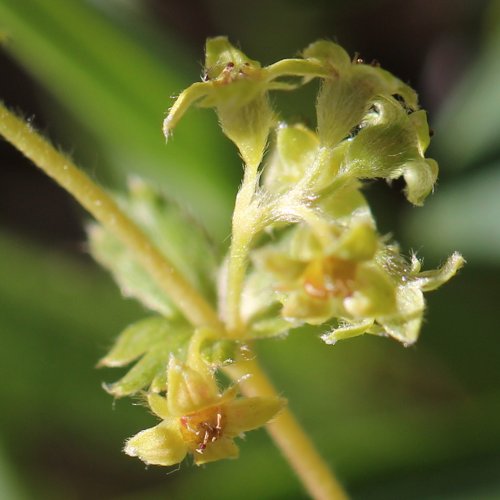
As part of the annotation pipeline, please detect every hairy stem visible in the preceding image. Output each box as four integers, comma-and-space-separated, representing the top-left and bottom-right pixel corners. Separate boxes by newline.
0, 103, 221, 330
225, 356, 349, 500
226, 162, 260, 335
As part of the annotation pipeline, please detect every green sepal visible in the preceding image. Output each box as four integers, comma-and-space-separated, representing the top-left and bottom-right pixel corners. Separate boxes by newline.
400, 158, 438, 206
302, 40, 351, 73
216, 92, 275, 169
377, 285, 425, 346
263, 123, 319, 194
321, 319, 374, 345
316, 71, 379, 148
246, 316, 294, 339
344, 96, 438, 205
310, 40, 418, 148
412, 252, 465, 292
88, 179, 218, 315
344, 262, 397, 318
200, 338, 241, 365
100, 316, 192, 397
200, 37, 275, 167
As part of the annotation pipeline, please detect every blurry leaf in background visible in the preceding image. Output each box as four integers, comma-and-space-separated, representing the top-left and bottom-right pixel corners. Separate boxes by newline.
0, 0, 236, 241
0, 440, 27, 500
432, 0, 500, 171
405, 164, 500, 263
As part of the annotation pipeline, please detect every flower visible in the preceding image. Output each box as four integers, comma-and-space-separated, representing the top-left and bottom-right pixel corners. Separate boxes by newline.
163, 37, 330, 168
253, 221, 464, 346
124, 357, 285, 466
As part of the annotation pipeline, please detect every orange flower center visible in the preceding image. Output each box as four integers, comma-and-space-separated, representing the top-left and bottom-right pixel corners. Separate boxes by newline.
180, 406, 226, 453
302, 257, 356, 299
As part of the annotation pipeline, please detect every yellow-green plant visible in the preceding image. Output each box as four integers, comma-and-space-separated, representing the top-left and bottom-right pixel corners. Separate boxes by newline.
0, 37, 463, 499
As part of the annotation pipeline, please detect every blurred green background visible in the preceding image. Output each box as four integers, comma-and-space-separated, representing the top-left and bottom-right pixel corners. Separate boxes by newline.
1, 0, 500, 498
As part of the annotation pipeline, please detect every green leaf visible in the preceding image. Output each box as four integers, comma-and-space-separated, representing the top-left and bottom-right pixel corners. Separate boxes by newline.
121, 180, 219, 302
100, 316, 192, 397
98, 316, 174, 367
88, 223, 176, 317
88, 179, 219, 315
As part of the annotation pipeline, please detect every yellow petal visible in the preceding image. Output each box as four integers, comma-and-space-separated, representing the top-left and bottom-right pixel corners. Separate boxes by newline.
167, 357, 219, 416
224, 396, 286, 436
193, 437, 239, 465
147, 393, 170, 419
124, 420, 187, 466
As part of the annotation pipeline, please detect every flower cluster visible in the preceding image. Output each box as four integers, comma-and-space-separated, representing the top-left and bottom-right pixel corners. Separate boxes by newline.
97, 37, 463, 470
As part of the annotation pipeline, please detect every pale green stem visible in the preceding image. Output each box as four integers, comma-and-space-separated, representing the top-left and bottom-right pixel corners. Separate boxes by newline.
0, 103, 221, 330
1, 103, 348, 499
225, 162, 261, 335
225, 356, 349, 500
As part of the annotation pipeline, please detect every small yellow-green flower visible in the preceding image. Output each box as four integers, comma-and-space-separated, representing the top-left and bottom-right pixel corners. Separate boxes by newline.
124, 357, 285, 466
256, 221, 393, 324
254, 221, 464, 345
164, 37, 330, 168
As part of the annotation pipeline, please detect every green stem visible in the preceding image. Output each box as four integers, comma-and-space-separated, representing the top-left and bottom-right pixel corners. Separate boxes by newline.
225, 356, 349, 500
0, 103, 221, 330
226, 162, 260, 335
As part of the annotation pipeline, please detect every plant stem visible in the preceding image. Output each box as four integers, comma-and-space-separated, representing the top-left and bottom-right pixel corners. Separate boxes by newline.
226, 162, 260, 335
1, 104, 348, 499
0, 103, 221, 330
225, 356, 349, 500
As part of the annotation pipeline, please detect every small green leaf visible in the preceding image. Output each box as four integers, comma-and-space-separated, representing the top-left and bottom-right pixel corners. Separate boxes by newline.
88, 224, 176, 317
98, 316, 176, 367
100, 316, 192, 397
